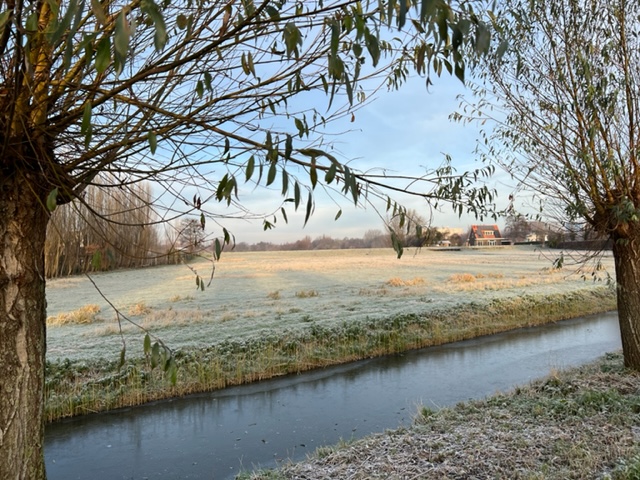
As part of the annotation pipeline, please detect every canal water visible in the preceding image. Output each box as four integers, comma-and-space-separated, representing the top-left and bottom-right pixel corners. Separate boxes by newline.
45, 311, 621, 480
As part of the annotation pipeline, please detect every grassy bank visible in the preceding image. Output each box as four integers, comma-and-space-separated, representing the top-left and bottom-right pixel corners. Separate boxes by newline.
45, 287, 616, 423
244, 351, 640, 479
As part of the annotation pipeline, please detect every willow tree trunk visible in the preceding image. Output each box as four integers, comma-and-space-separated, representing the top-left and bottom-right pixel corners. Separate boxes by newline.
0, 172, 49, 479
613, 235, 640, 370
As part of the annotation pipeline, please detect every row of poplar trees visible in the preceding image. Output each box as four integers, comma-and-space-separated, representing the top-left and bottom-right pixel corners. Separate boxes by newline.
44, 175, 161, 278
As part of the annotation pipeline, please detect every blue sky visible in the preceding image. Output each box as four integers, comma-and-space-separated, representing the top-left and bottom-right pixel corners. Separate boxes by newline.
199, 74, 514, 245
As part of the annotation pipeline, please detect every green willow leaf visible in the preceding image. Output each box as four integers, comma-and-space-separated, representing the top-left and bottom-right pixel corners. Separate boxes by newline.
118, 346, 126, 369
141, 0, 168, 51
151, 342, 160, 369
81, 103, 92, 147
143, 333, 151, 354
215, 238, 222, 260
95, 36, 111, 73
91, 0, 107, 25
168, 358, 178, 385
309, 160, 317, 189
304, 191, 313, 226
46, 188, 58, 212
148, 131, 157, 154
266, 162, 277, 186
294, 182, 301, 209
245, 155, 255, 182
114, 10, 132, 73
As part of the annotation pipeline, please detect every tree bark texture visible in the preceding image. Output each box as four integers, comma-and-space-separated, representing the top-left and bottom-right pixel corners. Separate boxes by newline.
0, 172, 49, 479
613, 235, 640, 370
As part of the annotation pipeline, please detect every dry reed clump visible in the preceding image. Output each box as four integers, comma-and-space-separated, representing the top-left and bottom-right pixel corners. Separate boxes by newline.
448, 273, 505, 285
220, 312, 237, 323
90, 323, 130, 336
142, 308, 206, 327
128, 301, 151, 316
47, 304, 101, 326
295, 290, 319, 298
358, 287, 389, 296
267, 290, 281, 300
541, 266, 564, 275
169, 294, 194, 302
448, 273, 477, 283
386, 277, 426, 287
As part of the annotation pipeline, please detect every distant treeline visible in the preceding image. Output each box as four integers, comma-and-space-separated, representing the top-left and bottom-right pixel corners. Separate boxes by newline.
43, 180, 397, 278
233, 231, 392, 252
43, 181, 398, 278
44, 184, 463, 278
232, 223, 465, 252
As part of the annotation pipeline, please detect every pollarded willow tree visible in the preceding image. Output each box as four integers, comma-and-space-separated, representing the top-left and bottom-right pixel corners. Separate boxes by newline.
0, 0, 497, 477
460, 0, 640, 368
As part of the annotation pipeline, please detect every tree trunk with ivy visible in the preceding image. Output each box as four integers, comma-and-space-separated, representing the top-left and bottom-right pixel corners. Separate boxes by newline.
0, 170, 49, 479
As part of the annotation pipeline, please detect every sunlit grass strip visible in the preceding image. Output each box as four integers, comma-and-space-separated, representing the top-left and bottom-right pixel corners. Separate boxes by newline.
44, 287, 617, 423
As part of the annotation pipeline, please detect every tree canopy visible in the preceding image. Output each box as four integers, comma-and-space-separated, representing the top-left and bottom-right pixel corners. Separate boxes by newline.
461, 0, 640, 368
0, 0, 500, 477
3, 0, 496, 241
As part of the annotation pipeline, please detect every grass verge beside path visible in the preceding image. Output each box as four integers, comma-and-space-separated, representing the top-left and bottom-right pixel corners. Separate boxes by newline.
243, 351, 640, 480
45, 287, 616, 423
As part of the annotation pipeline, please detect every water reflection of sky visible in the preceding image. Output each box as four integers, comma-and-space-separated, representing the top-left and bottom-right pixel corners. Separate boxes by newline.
46, 312, 621, 480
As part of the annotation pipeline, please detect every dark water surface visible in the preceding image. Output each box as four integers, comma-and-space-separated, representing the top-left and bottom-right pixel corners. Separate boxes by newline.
45, 312, 621, 480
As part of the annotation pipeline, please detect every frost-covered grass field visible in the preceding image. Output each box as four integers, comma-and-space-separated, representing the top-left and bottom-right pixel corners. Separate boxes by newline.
46, 245, 614, 364
44, 245, 618, 421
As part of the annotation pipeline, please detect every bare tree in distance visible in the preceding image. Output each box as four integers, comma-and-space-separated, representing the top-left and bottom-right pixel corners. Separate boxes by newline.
503, 214, 532, 244
177, 218, 206, 256
387, 208, 428, 248
0, 0, 499, 476
457, 0, 640, 368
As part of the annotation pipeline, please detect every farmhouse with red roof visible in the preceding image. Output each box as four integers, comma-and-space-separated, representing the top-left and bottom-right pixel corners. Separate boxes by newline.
468, 224, 503, 246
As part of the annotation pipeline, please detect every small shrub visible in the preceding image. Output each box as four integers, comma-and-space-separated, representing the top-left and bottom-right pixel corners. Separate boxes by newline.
47, 304, 101, 326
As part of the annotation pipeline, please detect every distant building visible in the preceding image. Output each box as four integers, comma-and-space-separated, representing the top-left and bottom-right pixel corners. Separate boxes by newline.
468, 224, 503, 246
